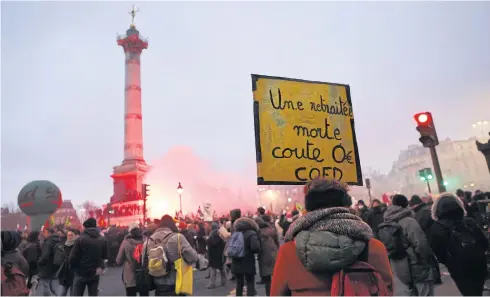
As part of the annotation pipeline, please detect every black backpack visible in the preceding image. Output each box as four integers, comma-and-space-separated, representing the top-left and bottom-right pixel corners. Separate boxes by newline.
377, 221, 408, 260
445, 221, 486, 270
133, 240, 154, 292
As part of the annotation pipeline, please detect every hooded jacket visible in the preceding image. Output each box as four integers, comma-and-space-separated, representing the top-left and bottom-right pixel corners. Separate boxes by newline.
116, 230, 144, 288
68, 228, 107, 278
145, 227, 198, 286
429, 193, 488, 279
37, 233, 61, 278
231, 217, 261, 275
271, 207, 393, 296
383, 205, 433, 285
1, 231, 30, 276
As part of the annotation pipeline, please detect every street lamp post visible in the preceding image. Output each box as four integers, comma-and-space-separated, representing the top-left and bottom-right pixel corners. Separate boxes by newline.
177, 182, 184, 213
472, 121, 489, 138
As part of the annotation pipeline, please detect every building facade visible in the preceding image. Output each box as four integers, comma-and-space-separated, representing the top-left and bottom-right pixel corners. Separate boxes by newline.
389, 137, 490, 196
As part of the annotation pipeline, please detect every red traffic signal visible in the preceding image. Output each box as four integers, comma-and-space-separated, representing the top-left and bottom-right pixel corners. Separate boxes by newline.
414, 112, 439, 147
414, 112, 431, 125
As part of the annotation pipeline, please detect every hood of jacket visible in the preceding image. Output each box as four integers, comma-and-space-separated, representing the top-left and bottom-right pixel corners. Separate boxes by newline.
383, 205, 413, 223
233, 217, 259, 233
1, 231, 22, 251
431, 193, 467, 221
285, 207, 373, 273
84, 228, 101, 238
151, 227, 174, 243
230, 209, 242, 222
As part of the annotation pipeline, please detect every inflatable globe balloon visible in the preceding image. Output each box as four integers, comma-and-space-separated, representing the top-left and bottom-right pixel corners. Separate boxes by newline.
18, 180, 62, 231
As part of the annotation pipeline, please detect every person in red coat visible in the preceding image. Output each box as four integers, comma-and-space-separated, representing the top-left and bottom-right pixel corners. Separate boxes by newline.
271, 178, 394, 296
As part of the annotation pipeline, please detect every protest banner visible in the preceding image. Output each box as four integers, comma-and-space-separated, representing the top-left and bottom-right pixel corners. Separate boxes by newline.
252, 74, 362, 185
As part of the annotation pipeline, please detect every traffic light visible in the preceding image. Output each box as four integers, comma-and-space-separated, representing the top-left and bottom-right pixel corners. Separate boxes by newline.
414, 112, 439, 147
142, 184, 150, 199
418, 168, 433, 181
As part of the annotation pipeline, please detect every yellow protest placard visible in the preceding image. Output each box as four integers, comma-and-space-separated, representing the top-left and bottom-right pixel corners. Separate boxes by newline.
252, 74, 362, 185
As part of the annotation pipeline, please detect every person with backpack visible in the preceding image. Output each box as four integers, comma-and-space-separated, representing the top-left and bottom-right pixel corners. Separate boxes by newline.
22, 231, 42, 292
428, 193, 489, 296
1, 230, 30, 296
271, 178, 393, 296
254, 216, 279, 296
380, 194, 434, 296
116, 223, 149, 296
54, 229, 77, 296
68, 218, 108, 296
37, 228, 61, 296
145, 215, 198, 296
228, 215, 261, 296
206, 222, 227, 289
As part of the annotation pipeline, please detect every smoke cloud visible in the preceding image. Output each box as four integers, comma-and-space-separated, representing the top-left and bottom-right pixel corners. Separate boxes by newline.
145, 146, 259, 219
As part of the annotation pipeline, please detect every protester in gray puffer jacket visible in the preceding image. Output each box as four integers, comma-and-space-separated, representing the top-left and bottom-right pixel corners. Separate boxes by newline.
383, 194, 434, 296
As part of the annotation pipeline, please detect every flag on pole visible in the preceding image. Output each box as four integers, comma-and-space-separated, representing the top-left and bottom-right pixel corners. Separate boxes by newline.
65, 216, 71, 227
197, 206, 204, 219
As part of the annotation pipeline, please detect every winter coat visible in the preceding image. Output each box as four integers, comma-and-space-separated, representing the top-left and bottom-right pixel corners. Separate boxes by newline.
145, 227, 198, 286
366, 206, 386, 235
116, 235, 143, 288
37, 234, 61, 279
207, 230, 226, 269
68, 228, 108, 278
231, 217, 261, 275
383, 205, 433, 285
429, 193, 488, 279
1, 231, 29, 277
271, 207, 393, 296
22, 241, 41, 276
255, 217, 279, 277
412, 203, 434, 237
56, 243, 75, 287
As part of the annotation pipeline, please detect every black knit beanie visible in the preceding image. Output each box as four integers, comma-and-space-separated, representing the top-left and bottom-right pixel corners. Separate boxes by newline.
392, 194, 409, 208
83, 218, 97, 229
304, 178, 350, 211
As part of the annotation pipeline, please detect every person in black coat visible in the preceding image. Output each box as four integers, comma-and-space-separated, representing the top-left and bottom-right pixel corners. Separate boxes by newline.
69, 218, 108, 296
366, 199, 386, 235
56, 230, 78, 296
231, 217, 261, 297
206, 222, 226, 289
429, 193, 489, 296
22, 231, 42, 289
410, 195, 434, 236
410, 195, 442, 285
38, 228, 61, 296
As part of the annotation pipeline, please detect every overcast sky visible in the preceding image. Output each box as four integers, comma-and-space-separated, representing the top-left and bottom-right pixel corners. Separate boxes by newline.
2, 1, 489, 207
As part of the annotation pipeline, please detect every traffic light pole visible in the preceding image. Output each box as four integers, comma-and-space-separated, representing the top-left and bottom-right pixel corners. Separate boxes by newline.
143, 194, 147, 224
425, 179, 432, 194
429, 146, 446, 193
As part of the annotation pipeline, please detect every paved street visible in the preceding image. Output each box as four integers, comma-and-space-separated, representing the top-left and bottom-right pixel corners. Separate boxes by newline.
95, 264, 466, 296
